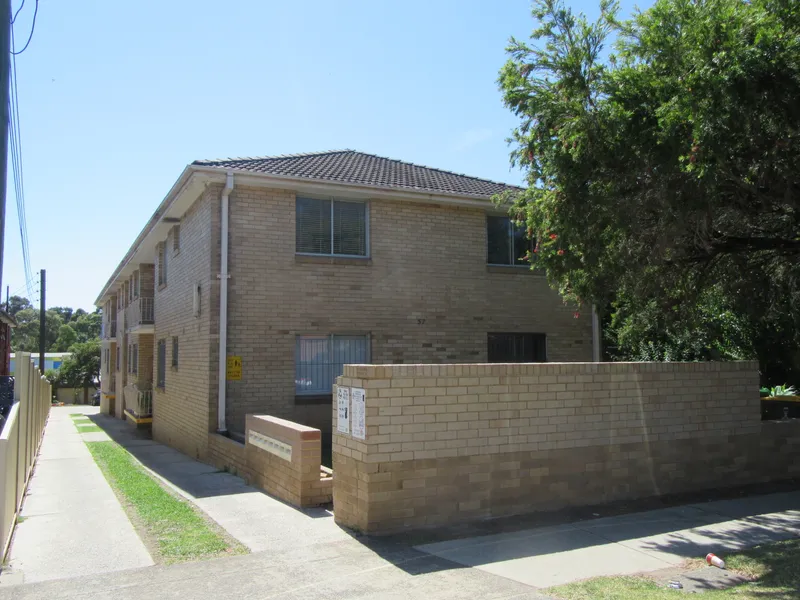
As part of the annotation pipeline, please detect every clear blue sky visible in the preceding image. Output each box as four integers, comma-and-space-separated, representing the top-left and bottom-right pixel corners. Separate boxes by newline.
4, 0, 646, 311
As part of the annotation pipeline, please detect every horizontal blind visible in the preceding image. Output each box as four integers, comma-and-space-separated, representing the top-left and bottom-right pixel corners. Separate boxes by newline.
333, 201, 366, 256
296, 197, 332, 254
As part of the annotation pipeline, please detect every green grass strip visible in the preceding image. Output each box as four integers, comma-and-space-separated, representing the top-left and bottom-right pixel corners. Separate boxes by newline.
69, 414, 89, 419
85, 441, 245, 563
77, 425, 105, 433
550, 538, 800, 599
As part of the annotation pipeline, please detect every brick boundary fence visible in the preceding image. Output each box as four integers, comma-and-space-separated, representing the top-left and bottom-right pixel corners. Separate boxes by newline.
332, 361, 800, 533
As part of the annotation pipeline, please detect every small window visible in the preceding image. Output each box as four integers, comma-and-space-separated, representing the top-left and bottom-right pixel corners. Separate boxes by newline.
487, 333, 546, 363
171, 336, 179, 368
129, 343, 139, 374
157, 339, 166, 388
158, 242, 167, 287
116, 347, 120, 371
487, 216, 531, 266
173, 225, 180, 253
133, 271, 140, 299
295, 334, 369, 394
296, 197, 367, 256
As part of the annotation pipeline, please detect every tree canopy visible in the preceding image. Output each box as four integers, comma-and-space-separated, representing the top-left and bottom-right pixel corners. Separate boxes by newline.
498, 0, 800, 382
8, 296, 102, 353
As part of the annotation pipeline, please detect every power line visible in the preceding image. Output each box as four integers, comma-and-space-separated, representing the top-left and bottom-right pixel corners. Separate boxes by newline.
10, 0, 35, 55
8, 19, 33, 297
7, 272, 38, 300
8, 277, 37, 300
11, 0, 24, 24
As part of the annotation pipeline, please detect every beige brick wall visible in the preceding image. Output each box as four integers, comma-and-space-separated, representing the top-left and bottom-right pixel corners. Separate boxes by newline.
330, 361, 792, 534
245, 415, 331, 507
151, 189, 220, 461
223, 185, 592, 436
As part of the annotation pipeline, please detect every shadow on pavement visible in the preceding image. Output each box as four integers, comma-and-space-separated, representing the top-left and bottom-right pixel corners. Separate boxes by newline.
87, 413, 257, 499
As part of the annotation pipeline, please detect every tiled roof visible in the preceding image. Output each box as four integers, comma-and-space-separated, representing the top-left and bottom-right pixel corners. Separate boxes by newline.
193, 150, 521, 198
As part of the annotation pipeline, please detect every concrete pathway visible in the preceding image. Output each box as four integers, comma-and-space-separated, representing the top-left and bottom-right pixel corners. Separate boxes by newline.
94, 413, 351, 553
417, 490, 800, 588
1, 406, 153, 585
0, 536, 553, 600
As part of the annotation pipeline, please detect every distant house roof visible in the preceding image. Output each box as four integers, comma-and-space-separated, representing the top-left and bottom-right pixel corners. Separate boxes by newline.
0, 310, 16, 327
193, 150, 522, 199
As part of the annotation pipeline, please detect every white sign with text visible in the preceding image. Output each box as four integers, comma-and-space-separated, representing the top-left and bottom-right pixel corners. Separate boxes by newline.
337, 386, 350, 434
351, 387, 366, 440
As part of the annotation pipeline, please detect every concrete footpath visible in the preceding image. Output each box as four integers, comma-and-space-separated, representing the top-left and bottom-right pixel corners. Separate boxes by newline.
1, 405, 798, 599
0, 406, 153, 585
93, 412, 351, 554
418, 490, 800, 588
2, 490, 800, 600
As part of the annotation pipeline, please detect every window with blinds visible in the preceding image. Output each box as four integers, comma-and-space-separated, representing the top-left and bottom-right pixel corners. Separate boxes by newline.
487, 333, 547, 363
296, 197, 367, 256
295, 334, 369, 394
487, 216, 532, 266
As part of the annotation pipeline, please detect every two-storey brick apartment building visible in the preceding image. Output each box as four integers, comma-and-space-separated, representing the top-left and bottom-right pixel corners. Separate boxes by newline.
96, 150, 595, 463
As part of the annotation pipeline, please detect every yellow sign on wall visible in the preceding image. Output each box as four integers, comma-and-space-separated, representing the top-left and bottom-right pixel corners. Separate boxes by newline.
226, 356, 242, 380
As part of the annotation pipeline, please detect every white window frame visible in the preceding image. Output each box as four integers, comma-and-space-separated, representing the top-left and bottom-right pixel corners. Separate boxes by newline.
295, 196, 370, 258
486, 214, 531, 268
295, 333, 370, 395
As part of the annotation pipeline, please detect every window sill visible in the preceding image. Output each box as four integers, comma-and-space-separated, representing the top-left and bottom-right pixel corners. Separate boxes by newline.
487, 265, 546, 276
295, 394, 333, 405
158, 283, 167, 292
295, 255, 372, 266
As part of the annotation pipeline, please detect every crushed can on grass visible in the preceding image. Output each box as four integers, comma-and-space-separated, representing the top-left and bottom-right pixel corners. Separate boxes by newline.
668, 580, 683, 589
706, 553, 726, 569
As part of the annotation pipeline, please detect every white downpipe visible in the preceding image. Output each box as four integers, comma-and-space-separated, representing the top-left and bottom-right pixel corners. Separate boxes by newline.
217, 172, 234, 433
591, 304, 602, 362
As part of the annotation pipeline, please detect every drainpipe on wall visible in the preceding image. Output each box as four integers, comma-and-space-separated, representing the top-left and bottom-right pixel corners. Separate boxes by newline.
217, 171, 234, 433
591, 304, 602, 362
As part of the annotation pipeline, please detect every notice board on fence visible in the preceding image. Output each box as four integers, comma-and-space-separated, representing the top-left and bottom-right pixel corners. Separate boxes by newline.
337, 386, 350, 433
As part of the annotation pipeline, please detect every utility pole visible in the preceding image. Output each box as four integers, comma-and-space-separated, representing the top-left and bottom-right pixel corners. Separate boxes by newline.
0, 0, 11, 294
38, 269, 44, 373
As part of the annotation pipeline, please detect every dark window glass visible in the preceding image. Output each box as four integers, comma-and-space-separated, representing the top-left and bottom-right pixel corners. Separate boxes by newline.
157, 340, 166, 388
171, 337, 179, 368
487, 216, 532, 265
487, 333, 547, 362
487, 216, 511, 265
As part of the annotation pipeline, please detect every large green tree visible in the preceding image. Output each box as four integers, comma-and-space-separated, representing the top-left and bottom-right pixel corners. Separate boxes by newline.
9, 298, 103, 353
12, 309, 63, 352
498, 0, 800, 382
57, 340, 101, 403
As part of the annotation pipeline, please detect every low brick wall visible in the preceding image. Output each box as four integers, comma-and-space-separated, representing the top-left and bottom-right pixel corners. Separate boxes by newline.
208, 416, 332, 508
332, 361, 800, 534
245, 415, 332, 507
